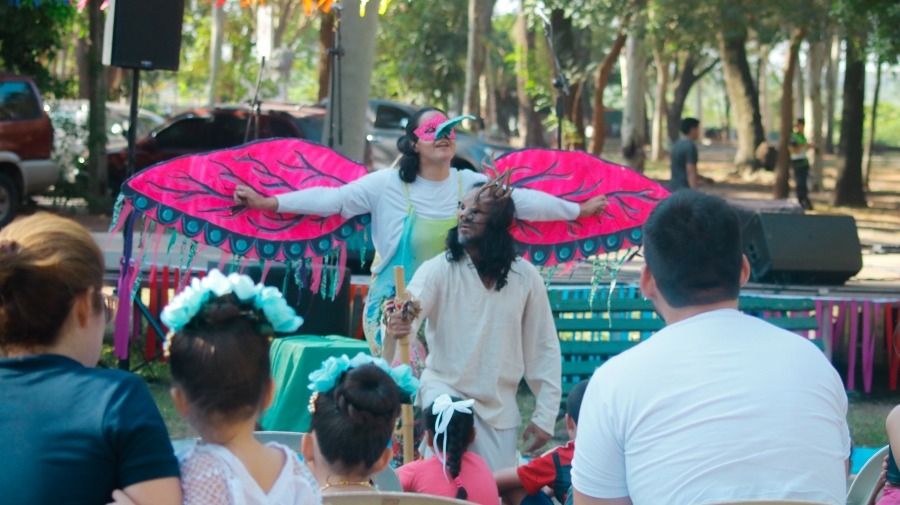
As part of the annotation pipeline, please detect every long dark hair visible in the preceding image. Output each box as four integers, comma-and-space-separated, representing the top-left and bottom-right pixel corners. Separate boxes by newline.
446, 193, 517, 291
425, 397, 475, 500
309, 364, 401, 474
397, 107, 443, 183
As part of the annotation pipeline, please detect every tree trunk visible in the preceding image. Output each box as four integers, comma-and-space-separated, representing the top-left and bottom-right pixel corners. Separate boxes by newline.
650, 48, 669, 161
589, 28, 627, 155
774, 27, 804, 199
832, 35, 867, 207
620, 27, 647, 172
824, 34, 840, 154
322, 0, 378, 162
481, 52, 498, 136
667, 55, 717, 143
317, 12, 335, 103
570, 80, 587, 150
464, 0, 495, 120
757, 44, 772, 136
87, 0, 107, 197
76, 36, 89, 99
514, 7, 545, 147
209, 5, 225, 106
718, 27, 765, 171
805, 39, 826, 191
863, 61, 882, 189
793, 47, 805, 120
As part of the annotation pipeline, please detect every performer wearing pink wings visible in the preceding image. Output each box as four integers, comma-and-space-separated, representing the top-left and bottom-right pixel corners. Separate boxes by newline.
233, 107, 608, 374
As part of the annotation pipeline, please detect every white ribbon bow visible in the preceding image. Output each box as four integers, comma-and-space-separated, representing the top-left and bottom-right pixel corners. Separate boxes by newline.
431, 394, 475, 480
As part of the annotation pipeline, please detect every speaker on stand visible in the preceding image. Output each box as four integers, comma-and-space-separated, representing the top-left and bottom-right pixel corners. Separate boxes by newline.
105, 0, 186, 369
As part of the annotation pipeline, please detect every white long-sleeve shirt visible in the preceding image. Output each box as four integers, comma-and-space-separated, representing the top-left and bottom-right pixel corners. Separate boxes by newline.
398, 253, 562, 434
275, 168, 579, 274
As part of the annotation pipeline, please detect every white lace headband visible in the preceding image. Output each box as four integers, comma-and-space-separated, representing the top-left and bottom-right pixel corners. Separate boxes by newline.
431, 394, 475, 481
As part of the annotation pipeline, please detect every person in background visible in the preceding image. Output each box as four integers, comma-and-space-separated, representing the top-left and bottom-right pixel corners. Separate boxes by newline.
572, 191, 850, 505
399, 394, 499, 504
669, 117, 700, 191
495, 379, 590, 505
790, 117, 815, 210
0, 213, 181, 505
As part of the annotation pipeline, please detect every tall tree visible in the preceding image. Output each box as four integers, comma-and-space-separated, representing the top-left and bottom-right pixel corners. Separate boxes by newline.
823, 34, 840, 154
832, 34, 866, 207
773, 27, 805, 199
589, 27, 627, 155
862, 60, 882, 189
86, 0, 107, 198
209, 4, 225, 105
463, 0, 496, 121
667, 54, 718, 143
514, 6, 546, 147
805, 38, 827, 191
0, 2, 75, 96
620, 10, 648, 172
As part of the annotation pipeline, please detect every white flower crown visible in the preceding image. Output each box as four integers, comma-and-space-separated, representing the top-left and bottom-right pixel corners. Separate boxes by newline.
161, 269, 303, 341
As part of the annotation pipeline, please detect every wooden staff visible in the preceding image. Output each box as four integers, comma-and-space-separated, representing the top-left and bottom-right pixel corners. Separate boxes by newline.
393, 265, 415, 464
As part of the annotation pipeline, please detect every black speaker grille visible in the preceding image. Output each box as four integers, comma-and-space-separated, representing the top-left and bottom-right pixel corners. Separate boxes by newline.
105, 0, 185, 70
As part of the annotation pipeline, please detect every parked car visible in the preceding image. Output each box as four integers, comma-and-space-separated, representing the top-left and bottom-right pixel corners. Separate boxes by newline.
106, 105, 327, 193
0, 73, 59, 227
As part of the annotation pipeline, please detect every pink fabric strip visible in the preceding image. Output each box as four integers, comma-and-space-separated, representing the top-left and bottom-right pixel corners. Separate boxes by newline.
113, 259, 138, 360
260, 261, 273, 284
863, 301, 874, 393
847, 301, 859, 391
216, 253, 229, 273
238, 256, 250, 275
815, 300, 824, 341
833, 301, 846, 355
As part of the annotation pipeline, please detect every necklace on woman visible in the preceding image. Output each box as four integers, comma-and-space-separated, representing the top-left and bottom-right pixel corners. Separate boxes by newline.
320, 478, 374, 492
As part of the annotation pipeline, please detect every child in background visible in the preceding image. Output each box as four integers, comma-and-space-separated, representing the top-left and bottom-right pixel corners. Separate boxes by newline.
398, 395, 499, 505
494, 379, 590, 505
303, 353, 418, 494
162, 269, 320, 505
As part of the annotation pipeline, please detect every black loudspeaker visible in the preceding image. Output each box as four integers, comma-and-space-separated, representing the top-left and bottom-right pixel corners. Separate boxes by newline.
212, 263, 352, 337
742, 213, 863, 285
102, 0, 186, 70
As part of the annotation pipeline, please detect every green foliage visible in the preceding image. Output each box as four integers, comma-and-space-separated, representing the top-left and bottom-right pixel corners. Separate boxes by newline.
370, 0, 468, 109
0, 2, 76, 96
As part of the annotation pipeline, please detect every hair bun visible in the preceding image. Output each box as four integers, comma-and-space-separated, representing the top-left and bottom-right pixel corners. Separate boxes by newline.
200, 297, 245, 326
0, 240, 20, 256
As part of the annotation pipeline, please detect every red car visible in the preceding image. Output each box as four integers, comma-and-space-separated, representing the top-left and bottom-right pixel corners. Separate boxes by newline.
107, 105, 328, 193
0, 73, 59, 226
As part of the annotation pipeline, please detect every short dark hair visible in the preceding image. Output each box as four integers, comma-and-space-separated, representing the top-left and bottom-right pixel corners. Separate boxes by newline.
680, 117, 700, 135
796, 117, 805, 125
169, 294, 272, 423
309, 364, 401, 474
642, 190, 743, 308
566, 379, 590, 424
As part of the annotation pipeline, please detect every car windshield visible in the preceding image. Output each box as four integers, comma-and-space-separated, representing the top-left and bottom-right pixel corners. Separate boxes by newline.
0, 81, 40, 120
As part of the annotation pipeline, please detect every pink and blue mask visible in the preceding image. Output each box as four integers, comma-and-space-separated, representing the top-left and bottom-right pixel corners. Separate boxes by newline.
413, 114, 475, 141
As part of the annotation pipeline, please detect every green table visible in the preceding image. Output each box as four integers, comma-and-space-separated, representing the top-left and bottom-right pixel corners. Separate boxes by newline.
261, 335, 370, 433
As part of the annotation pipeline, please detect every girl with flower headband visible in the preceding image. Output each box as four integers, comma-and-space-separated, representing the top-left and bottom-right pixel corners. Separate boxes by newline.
159, 269, 320, 505
302, 353, 418, 494
397, 394, 499, 504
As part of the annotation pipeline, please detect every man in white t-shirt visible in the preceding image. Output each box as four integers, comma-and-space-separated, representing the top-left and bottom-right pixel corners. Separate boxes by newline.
572, 190, 851, 505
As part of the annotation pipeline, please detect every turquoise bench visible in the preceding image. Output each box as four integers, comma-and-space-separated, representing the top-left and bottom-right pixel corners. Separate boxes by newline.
549, 287, 821, 401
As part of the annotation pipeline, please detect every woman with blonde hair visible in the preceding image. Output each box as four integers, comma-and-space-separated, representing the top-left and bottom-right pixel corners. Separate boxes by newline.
0, 213, 181, 505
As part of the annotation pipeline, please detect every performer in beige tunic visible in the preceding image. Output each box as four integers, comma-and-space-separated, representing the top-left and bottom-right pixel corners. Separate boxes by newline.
385, 180, 574, 471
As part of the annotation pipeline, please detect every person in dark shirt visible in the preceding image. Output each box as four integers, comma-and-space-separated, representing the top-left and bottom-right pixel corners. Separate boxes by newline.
0, 213, 181, 505
669, 117, 700, 191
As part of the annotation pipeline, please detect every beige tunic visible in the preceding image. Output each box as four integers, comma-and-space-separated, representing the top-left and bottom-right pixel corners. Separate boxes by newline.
397, 253, 562, 435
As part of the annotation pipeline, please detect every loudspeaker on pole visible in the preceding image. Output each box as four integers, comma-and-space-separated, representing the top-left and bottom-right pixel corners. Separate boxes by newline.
102, 0, 186, 71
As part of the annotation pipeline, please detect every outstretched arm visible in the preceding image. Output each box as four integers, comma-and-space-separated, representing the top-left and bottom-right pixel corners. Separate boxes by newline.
233, 169, 386, 217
